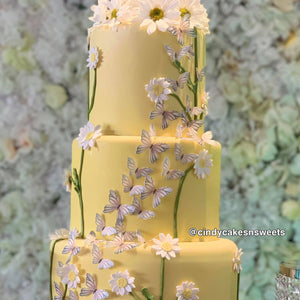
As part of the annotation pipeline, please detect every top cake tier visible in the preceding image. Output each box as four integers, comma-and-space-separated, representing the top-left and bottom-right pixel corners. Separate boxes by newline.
89, 24, 206, 137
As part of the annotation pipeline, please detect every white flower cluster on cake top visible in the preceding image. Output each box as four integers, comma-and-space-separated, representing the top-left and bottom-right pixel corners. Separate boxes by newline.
89, 0, 210, 35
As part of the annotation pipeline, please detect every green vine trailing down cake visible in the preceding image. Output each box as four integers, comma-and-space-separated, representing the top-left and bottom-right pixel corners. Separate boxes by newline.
49, 0, 243, 299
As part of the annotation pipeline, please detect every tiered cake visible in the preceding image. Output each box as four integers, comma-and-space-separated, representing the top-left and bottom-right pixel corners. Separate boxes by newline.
50, 1, 242, 299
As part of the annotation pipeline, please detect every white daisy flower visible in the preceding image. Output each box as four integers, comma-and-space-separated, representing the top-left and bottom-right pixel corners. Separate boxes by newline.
90, 0, 137, 31
145, 78, 172, 104
49, 228, 69, 241
63, 169, 72, 192
233, 248, 243, 273
90, 1, 108, 26
193, 149, 213, 179
77, 122, 102, 150
105, 0, 137, 31
109, 270, 135, 296
57, 263, 80, 289
177, 0, 209, 34
139, 0, 180, 35
87, 47, 99, 70
152, 233, 181, 260
176, 281, 199, 300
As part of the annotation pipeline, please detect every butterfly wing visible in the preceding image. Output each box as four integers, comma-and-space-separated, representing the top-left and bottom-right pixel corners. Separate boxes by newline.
182, 153, 198, 164
136, 167, 153, 179
115, 242, 139, 254
102, 226, 116, 236
54, 282, 63, 299
92, 244, 102, 265
136, 130, 151, 154
196, 67, 205, 82
117, 204, 135, 222
177, 72, 190, 89
80, 273, 96, 296
95, 213, 105, 232
141, 176, 155, 200
175, 143, 184, 161
165, 44, 176, 62
167, 170, 185, 180
150, 143, 170, 163
99, 259, 114, 269
153, 187, 173, 208
103, 190, 120, 213
122, 174, 132, 193
127, 157, 137, 176
69, 290, 78, 300
139, 210, 156, 220
162, 157, 170, 177
130, 185, 146, 197
178, 45, 192, 62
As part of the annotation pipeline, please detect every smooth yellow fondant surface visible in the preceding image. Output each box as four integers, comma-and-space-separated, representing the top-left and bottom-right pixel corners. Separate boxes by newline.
70, 136, 220, 242
89, 25, 206, 137
51, 238, 238, 300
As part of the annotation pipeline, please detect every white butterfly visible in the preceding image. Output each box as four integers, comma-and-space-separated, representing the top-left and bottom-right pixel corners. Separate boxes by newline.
95, 213, 116, 236
80, 273, 109, 299
69, 290, 78, 300
189, 131, 218, 146
168, 14, 196, 45
136, 129, 170, 164
132, 197, 156, 220
150, 102, 180, 130
85, 231, 103, 247
162, 157, 185, 180
54, 282, 63, 300
122, 174, 146, 196
181, 111, 204, 135
115, 222, 137, 241
165, 44, 194, 62
62, 232, 81, 264
196, 67, 205, 82
127, 157, 153, 179
141, 176, 172, 208
92, 244, 114, 270
106, 234, 139, 254
167, 72, 190, 92
149, 123, 156, 137
103, 190, 135, 223
175, 143, 198, 164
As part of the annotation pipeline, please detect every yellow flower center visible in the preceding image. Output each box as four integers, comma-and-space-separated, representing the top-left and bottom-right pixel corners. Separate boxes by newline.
182, 288, 192, 298
161, 241, 173, 252
180, 8, 191, 18
68, 271, 77, 282
111, 8, 118, 19
91, 53, 97, 63
117, 277, 128, 288
153, 84, 164, 96
150, 7, 164, 21
85, 131, 94, 140
198, 158, 207, 168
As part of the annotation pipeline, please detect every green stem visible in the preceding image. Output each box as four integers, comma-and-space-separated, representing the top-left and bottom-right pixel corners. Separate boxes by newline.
88, 69, 97, 119
169, 94, 192, 122
237, 272, 240, 300
49, 238, 65, 300
173, 165, 194, 238
130, 292, 142, 300
172, 61, 195, 92
62, 284, 68, 300
78, 149, 85, 238
160, 258, 165, 300
194, 29, 199, 120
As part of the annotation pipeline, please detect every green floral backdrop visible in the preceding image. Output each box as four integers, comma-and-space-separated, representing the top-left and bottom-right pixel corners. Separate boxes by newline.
0, 0, 299, 299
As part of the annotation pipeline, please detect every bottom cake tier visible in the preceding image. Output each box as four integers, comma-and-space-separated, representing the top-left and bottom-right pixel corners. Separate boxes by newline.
50, 238, 239, 300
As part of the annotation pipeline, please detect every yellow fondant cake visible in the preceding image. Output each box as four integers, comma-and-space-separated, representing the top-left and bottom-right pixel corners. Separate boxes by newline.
50, 1, 241, 300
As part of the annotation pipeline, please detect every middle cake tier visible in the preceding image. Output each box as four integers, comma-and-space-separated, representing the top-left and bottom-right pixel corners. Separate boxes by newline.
70, 136, 221, 242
